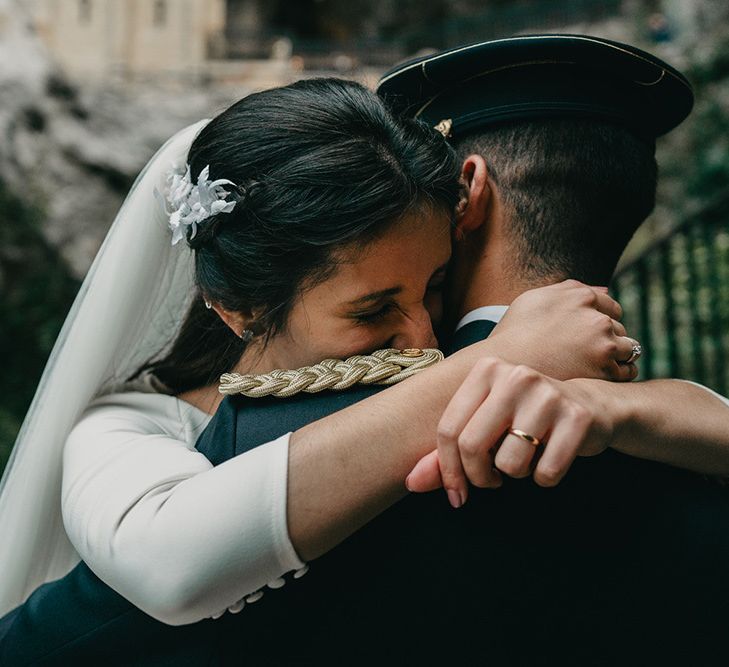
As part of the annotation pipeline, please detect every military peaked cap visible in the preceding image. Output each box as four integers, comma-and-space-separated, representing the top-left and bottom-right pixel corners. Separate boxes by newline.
376, 34, 693, 141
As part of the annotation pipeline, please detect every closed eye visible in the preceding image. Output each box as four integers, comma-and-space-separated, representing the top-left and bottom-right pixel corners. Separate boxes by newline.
351, 302, 396, 325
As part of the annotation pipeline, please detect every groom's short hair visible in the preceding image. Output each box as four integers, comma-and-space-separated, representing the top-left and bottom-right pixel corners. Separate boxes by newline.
455, 119, 657, 284
376, 35, 692, 285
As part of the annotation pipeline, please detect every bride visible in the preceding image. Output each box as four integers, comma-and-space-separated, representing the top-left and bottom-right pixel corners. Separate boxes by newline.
0, 78, 634, 620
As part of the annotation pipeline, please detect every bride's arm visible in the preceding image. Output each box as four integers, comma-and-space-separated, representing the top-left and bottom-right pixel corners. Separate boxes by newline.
64, 345, 502, 626
62, 405, 303, 625
62, 282, 624, 625
403, 361, 729, 501
589, 378, 729, 474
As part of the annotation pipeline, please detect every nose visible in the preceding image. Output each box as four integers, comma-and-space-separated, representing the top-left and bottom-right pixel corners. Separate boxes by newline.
389, 306, 438, 350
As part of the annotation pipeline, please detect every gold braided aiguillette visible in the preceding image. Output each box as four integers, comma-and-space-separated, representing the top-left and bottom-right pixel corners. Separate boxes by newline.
218, 348, 444, 398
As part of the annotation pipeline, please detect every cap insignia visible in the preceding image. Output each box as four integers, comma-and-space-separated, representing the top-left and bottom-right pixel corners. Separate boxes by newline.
434, 118, 453, 139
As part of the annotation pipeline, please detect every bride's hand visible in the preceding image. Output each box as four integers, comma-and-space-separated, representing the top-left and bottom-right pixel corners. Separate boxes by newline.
404, 280, 638, 505
488, 280, 637, 382
406, 359, 615, 505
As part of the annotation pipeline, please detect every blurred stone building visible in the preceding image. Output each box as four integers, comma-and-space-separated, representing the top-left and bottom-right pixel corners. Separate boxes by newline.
25, 0, 226, 83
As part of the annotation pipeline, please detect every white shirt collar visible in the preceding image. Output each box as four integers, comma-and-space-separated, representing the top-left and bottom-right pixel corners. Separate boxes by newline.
455, 305, 508, 331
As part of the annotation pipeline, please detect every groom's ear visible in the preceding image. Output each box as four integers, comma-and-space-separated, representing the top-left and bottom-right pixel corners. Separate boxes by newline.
454, 154, 491, 238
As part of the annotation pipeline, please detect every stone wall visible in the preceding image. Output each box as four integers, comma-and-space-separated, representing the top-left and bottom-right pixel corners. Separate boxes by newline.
26, 0, 227, 84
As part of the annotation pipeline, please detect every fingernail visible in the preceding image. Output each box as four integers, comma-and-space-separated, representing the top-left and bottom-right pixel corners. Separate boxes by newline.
447, 489, 463, 508
405, 474, 413, 492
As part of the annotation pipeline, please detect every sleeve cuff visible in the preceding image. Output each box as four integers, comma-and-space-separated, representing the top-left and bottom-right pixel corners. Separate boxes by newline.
267, 432, 307, 572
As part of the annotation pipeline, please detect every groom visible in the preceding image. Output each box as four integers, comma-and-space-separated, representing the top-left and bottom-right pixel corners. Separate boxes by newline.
200, 35, 729, 665
3, 35, 729, 665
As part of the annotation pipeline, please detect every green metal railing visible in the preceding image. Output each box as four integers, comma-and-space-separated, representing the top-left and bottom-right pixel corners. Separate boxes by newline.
611, 195, 729, 394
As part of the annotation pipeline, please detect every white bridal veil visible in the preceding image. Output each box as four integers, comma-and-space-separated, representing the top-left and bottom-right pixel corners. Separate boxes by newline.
0, 118, 210, 615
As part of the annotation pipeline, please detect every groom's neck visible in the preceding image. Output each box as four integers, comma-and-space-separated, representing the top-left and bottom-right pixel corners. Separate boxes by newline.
460, 262, 554, 314
450, 227, 560, 322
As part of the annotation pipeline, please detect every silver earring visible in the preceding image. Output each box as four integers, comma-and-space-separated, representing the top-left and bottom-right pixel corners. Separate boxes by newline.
240, 329, 254, 343
204, 300, 212, 309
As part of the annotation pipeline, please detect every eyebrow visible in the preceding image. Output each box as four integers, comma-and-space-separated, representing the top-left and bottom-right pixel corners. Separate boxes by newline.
347, 287, 402, 308
345, 261, 450, 309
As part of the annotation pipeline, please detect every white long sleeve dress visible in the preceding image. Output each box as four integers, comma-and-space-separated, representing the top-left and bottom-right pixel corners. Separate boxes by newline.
61, 376, 306, 626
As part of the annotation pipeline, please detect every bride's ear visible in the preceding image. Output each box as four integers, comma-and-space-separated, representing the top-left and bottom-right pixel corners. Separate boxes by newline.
210, 303, 250, 339
454, 154, 491, 239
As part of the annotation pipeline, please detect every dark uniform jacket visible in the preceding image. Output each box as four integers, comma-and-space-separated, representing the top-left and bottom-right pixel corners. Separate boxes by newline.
2, 320, 729, 666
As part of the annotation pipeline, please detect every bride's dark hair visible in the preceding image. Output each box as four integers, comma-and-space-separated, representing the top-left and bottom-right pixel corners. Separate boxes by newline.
136, 78, 460, 394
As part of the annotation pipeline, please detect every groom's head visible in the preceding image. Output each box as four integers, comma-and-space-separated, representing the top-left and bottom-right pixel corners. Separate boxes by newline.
378, 35, 693, 310
452, 116, 657, 284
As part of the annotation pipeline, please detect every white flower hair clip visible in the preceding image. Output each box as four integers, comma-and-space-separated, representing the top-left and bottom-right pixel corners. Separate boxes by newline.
156, 163, 238, 245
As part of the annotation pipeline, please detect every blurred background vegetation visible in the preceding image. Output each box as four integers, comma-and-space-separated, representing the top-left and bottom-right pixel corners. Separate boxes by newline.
0, 0, 727, 474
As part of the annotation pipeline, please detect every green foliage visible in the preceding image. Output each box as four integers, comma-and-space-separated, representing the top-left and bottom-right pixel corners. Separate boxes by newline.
0, 182, 80, 475
682, 32, 729, 203
615, 27, 729, 392
688, 98, 729, 201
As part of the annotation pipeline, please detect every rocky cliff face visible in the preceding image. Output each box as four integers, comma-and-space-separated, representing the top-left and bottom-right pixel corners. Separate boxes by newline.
0, 0, 244, 470
4, 0, 726, 279
1, 0, 236, 278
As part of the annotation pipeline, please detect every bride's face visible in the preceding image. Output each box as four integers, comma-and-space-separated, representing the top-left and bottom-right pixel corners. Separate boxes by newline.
243, 209, 452, 372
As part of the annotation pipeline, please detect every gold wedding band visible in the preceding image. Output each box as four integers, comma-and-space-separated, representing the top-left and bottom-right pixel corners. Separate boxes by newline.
508, 428, 542, 447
